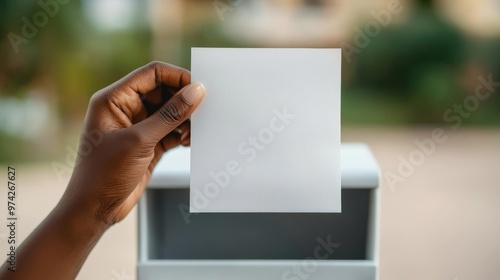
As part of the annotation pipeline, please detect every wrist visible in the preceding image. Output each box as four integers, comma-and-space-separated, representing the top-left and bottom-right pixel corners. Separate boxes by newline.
0, 188, 111, 280
55, 192, 111, 243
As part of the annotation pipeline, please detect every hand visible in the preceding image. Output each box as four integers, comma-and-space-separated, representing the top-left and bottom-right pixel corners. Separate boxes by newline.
0, 61, 206, 280
62, 61, 205, 225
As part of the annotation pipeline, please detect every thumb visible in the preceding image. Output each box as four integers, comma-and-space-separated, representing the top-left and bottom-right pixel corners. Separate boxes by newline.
136, 82, 205, 143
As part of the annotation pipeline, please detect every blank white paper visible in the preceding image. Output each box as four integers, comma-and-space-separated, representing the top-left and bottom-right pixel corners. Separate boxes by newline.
190, 48, 341, 213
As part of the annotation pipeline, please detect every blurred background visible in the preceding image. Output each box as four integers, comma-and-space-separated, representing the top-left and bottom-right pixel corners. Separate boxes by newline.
1, 0, 500, 162
0, 0, 499, 279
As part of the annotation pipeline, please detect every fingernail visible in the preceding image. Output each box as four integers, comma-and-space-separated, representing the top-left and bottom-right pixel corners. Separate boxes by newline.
180, 131, 189, 143
181, 139, 190, 146
182, 82, 205, 105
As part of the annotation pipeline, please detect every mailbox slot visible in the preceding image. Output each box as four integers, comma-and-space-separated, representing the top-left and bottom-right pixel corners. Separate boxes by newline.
145, 188, 371, 260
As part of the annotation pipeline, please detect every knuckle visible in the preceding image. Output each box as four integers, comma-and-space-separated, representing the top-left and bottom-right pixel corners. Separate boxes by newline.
146, 61, 163, 71
89, 87, 114, 108
156, 99, 188, 124
88, 92, 102, 107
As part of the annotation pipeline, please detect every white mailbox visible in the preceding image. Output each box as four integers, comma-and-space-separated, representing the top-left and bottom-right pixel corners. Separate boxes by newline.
138, 143, 380, 280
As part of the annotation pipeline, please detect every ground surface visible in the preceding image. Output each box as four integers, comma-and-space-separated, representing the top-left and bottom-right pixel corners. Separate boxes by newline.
1, 126, 499, 280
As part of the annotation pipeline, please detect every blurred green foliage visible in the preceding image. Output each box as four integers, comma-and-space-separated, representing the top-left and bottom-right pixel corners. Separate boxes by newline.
1, 1, 151, 114
0, 0, 151, 163
0, 1, 499, 164
346, 9, 500, 125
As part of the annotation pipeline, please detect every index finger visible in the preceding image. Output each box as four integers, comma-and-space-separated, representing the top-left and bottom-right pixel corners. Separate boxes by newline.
114, 61, 191, 95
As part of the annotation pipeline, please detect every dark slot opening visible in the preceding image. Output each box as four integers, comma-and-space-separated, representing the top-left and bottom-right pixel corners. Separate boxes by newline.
146, 188, 370, 260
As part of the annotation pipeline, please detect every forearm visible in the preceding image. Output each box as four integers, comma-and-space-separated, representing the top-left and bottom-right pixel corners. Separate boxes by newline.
0, 61, 199, 279
0, 196, 109, 280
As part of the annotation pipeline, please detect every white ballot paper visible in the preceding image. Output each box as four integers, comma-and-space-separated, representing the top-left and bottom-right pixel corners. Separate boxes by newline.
190, 48, 341, 213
